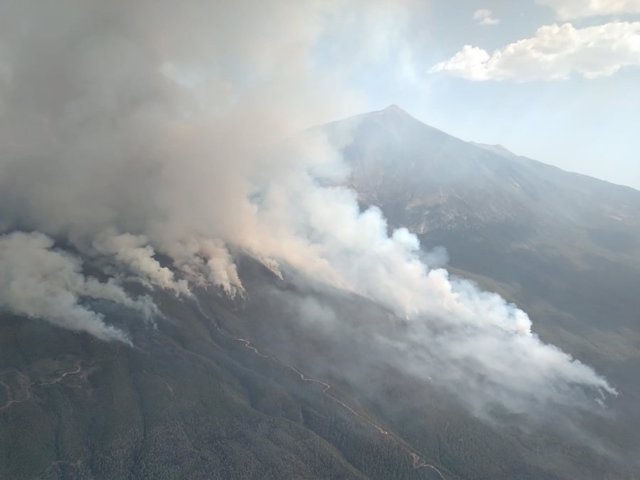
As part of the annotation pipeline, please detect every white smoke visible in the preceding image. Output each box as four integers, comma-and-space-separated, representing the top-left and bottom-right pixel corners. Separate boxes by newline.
0, 232, 155, 344
0, 0, 616, 416
162, 236, 244, 296
92, 230, 190, 295
234, 144, 617, 413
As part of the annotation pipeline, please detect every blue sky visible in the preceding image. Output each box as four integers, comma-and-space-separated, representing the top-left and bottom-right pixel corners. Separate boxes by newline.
330, 1, 640, 189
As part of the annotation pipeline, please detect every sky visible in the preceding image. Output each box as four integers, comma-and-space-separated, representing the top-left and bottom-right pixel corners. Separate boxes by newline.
333, 0, 640, 190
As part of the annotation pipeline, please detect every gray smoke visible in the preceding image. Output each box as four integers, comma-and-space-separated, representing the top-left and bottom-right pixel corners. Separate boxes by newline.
0, 0, 616, 419
0, 232, 155, 344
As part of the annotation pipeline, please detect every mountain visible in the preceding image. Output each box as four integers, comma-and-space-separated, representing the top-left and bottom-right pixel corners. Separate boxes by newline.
1, 106, 639, 480
331, 105, 640, 358
330, 104, 640, 471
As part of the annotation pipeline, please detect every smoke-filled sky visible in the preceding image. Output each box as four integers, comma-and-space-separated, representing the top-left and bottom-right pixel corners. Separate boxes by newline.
0, 0, 621, 421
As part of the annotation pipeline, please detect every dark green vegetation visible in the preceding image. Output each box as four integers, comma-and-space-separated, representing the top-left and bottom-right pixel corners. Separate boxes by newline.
0, 296, 449, 480
1, 106, 639, 479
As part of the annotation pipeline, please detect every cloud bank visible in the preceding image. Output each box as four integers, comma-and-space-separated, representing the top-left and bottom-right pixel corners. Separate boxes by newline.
432, 22, 640, 81
538, 0, 640, 19
0, 0, 616, 418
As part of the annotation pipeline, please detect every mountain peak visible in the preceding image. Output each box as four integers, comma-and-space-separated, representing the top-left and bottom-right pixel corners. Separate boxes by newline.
371, 104, 422, 125
377, 104, 415, 120
382, 104, 406, 114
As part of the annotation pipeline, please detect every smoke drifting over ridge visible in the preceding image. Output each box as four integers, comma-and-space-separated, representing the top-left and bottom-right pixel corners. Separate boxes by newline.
0, 0, 616, 417
0, 232, 155, 344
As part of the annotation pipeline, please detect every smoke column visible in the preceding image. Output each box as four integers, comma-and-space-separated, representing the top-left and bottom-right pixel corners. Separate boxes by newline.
0, 0, 615, 418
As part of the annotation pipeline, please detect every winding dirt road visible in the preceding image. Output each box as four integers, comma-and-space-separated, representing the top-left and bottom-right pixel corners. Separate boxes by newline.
0, 362, 86, 413
0, 372, 32, 412
37, 362, 84, 386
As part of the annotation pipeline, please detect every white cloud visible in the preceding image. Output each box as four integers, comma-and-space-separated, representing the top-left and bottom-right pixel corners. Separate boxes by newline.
538, 0, 640, 19
473, 8, 500, 25
431, 21, 640, 81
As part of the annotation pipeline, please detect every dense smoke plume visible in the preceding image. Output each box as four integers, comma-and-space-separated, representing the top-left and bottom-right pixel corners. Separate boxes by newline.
0, 0, 616, 418
0, 232, 155, 343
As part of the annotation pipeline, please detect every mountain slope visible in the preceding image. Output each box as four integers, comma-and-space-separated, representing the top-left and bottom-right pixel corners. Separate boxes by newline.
327, 105, 640, 470
1, 106, 639, 480
327, 105, 640, 344
0, 280, 444, 480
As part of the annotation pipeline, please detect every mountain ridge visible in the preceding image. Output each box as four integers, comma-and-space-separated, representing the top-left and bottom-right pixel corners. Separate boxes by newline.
320, 105, 640, 476
350, 105, 640, 195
